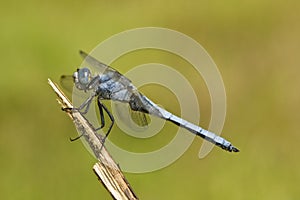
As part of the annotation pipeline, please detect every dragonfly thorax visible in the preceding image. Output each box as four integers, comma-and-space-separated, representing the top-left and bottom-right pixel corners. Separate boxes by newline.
73, 68, 92, 91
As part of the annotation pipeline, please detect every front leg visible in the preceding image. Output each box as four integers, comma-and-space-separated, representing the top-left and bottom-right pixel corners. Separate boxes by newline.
63, 94, 96, 142
62, 93, 96, 114
78, 94, 96, 114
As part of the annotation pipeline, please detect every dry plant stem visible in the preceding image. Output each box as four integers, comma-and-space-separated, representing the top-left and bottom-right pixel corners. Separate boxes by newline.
48, 78, 138, 200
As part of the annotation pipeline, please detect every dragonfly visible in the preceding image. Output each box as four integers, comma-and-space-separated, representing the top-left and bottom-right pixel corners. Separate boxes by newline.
61, 50, 239, 153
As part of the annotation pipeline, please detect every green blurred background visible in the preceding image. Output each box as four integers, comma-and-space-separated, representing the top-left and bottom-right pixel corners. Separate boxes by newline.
1, 0, 299, 199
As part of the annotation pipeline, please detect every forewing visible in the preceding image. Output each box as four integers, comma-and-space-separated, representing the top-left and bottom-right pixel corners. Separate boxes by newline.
79, 50, 117, 74
79, 50, 132, 86
59, 75, 74, 96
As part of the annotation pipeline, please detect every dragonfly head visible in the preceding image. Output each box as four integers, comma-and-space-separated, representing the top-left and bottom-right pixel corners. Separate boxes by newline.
73, 68, 92, 91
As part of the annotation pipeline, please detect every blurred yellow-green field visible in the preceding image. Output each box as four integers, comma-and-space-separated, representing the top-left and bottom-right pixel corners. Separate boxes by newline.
1, 0, 299, 199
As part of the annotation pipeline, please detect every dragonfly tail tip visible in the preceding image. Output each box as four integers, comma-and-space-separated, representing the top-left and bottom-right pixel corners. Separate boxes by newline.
231, 146, 240, 153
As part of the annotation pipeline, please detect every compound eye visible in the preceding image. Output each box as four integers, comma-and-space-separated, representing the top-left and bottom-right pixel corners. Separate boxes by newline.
78, 68, 91, 85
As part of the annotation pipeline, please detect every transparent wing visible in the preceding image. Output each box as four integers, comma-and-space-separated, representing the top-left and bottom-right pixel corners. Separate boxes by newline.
60, 74, 85, 100
59, 75, 74, 96
113, 101, 149, 128
79, 50, 117, 74
130, 109, 149, 127
79, 50, 132, 86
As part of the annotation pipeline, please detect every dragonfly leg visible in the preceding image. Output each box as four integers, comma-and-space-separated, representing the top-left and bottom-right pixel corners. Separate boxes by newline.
61, 95, 95, 142
95, 98, 114, 143
77, 94, 96, 114
96, 99, 105, 129
62, 94, 95, 114
69, 133, 84, 142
